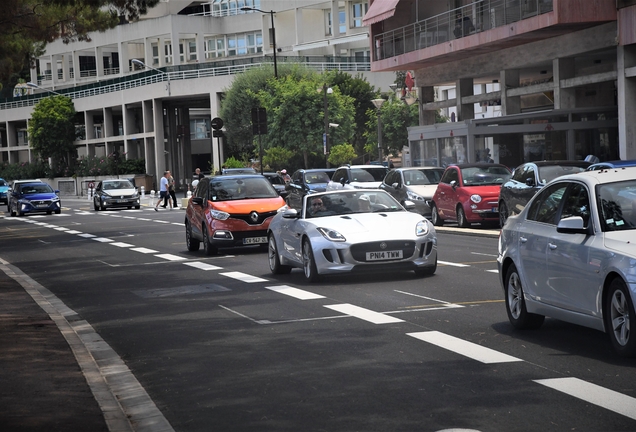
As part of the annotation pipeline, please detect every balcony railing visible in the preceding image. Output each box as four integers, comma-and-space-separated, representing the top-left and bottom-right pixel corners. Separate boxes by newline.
374, 0, 553, 61
1, 56, 370, 110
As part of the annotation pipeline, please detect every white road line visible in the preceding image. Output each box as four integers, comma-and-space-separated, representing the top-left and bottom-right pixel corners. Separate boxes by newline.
438, 260, 470, 267
109, 242, 134, 248
407, 331, 522, 364
220, 271, 268, 283
184, 262, 223, 271
486, 269, 499, 273
78, 233, 96, 238
54, 227, 69, 231
535, 377, 636, 421
154, 253, 186, 261
130, 247, 159, 254
92, 237, 114, 243
265, 285, 325, 300
325, 304, 404, 324
471, 252, 498, 257
65, 230, 82, 234
394, 290, 464, 307
154, 220, 170, 224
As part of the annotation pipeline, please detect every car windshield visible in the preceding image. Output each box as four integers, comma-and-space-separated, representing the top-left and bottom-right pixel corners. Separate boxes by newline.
404, 169, 444, 185
304, 172, 330, 184
209, 177, 278, 201
103, 180, 134, 190
351, 168, 388, 182
19, 184, 53, 194
597, 180, 636, 232
305, 190, 403, 218
0, 180, 6, 187
461, 166, 511, 186
538, 165, 588, 183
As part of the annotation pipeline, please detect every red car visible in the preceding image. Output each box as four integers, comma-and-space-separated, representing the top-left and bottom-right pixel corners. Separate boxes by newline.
430, 163, 511, 228
185, 175, 286, 254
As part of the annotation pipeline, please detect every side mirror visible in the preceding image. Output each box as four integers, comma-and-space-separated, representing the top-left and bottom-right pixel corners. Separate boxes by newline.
556, 216, 588, 234
282, 208, 299, 219
403, 200, 416, 210
525, 177, 535, 187
450, 180, 457, 189
340, 178, 346, 186
191, 196, 204, 206
392, 182, 400, 189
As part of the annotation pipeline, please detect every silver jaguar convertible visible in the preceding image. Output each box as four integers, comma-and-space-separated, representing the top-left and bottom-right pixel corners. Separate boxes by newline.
267, 189, 437, 282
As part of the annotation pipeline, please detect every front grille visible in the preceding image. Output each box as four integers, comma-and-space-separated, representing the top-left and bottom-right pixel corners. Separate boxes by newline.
350, 240, 415, 262
230, 210, 277, 225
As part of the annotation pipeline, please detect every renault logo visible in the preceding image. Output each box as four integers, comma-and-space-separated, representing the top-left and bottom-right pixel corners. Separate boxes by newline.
379, 242, 387, 250
250, 211, 259, 223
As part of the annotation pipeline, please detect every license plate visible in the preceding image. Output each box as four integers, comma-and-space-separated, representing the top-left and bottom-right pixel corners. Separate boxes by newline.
366, 250, 403, 261
117, 199, 128, 203
243, 236, 267, 244
492, 207, 498, 212
36, 204, 49, 208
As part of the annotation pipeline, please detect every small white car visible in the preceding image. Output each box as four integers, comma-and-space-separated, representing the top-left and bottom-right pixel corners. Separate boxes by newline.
267, 189, 437, 282
326, 165, 388, 191
497, 166, 636, 356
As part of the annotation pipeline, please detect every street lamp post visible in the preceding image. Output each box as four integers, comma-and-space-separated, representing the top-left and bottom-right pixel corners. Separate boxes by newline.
26, 82, 64, 96
322, 84, 333, 167
240, 7, 278, 79
371, 98, 386, 164
131, 59, 171, 96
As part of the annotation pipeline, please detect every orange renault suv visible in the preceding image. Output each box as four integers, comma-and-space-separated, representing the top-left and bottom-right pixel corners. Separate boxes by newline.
185, 174, 286, 255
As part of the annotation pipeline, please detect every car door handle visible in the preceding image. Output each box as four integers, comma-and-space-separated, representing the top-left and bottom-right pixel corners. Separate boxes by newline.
548, 243, 557, 250
519, 236, 527, 243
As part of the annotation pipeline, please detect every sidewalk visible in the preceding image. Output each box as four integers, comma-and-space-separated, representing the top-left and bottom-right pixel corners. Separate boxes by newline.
0, 266, 109, 431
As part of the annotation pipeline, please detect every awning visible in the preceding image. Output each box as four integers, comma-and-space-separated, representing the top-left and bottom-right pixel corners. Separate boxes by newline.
362, 0, 400, 26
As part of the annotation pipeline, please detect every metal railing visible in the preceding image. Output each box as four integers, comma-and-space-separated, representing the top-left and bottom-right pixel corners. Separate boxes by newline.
1, 56, 370, 110
374, 0, 553, 61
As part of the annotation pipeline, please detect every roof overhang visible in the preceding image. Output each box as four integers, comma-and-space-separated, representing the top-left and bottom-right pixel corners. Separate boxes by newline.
362, 0, 400, 26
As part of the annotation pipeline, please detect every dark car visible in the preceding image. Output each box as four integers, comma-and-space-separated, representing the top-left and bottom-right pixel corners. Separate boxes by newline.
185, 174, 285, 255
285, 169, 335, 209
586, 159, 636, 171
498, 160, 590, 226
222, 167, 258, 175
262, 172, 288, 199
93, 179, 140, 211
380, 167, 445, 217
9, 182, 61, 216
431, 163, 511, 228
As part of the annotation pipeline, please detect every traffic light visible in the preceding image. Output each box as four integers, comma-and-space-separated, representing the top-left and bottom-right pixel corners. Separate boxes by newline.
251, 107, 267, 135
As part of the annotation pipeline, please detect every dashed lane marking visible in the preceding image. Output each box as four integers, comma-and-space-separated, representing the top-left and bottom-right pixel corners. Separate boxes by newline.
184, 262, 223, 271
219, 271, 268, 283
407, 331, 522, 364
92, 237, 114, 243
438, 260, 470, 267
109, 242, 134, 248
265, 285, 325, 300
130, 247, 159, 254
535, 377, 636, 421
324, 304, 404, 324
154, 253, 187, 261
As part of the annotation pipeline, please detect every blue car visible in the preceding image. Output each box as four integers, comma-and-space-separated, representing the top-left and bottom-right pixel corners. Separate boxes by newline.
9, 182, 61, 216
587, 159, 636, 171
0, 178, 8, 204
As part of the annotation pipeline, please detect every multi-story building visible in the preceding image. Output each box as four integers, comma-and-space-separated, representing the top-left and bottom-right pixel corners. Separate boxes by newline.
0, 0, 394, 193
365, 0, 636, 168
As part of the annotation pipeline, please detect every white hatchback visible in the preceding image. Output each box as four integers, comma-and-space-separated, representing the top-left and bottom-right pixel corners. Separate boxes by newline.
326, 165, 388, 191
497, 166, 636, 356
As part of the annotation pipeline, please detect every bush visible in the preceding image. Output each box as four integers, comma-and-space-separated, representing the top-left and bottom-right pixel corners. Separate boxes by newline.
0, 161, 49, 181
74, 155, 146, 177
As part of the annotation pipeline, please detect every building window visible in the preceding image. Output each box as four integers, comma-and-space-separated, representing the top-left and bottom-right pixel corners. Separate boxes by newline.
227, 35, 237, 56
164, 44, 173, 64
326, 9, 347, 35
17, 129, 28, 145
352, 2, 368, 28
190, 119, 210, 139
152, 45, 159, 65
188, 41, 197, 61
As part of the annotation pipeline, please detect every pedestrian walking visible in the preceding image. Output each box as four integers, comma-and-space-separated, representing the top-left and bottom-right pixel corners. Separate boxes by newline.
281, 169, 291, 183
195, 167, 205, 180
167, 171, 178, 208
155, 171, 172, 211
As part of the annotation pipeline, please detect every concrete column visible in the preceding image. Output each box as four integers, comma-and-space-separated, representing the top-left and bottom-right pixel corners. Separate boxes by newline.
153, 100, 165, 179
331, 0, 340, 37
500, 69, 520, 115
72, 51, 80, 84
553, 57, 576, 109
144, 37, 154, 66
419, 86, 436, 125
103, 107, 113, 138
119, 41, 129, 75
84, 112, 95, 140
295, 8, 303, 45
61, 54, 70, 83
196, 33, 205, 63
30, 67, 38, 86
51, 55, 59, 86
170, 24, 180, 66
143, 100, 154, 133
95, 46, 104, 79
456, 78, 474, 121
618, 44, 636, 159
158, 38, 165, 67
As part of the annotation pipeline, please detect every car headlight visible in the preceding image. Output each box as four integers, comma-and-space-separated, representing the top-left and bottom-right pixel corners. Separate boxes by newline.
470, 194, 482, 204
316, 227, 346, 242
416, 220, 429, 236
51, 196, 60, 202
132, 191, 139, 198
407, 190, 425, 201
209, 210, 230, 220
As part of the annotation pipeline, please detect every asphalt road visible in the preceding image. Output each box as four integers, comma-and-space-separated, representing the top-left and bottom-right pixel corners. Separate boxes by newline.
1, 198, 635, 432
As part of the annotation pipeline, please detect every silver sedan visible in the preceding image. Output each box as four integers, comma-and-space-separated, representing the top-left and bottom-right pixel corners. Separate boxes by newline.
267, 189, 437, 282
497, 167, 636, 356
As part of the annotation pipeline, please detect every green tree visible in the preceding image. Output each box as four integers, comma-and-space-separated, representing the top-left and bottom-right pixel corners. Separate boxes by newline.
364, 97, 420, 160
263, 147, 294, 172
253, 74, 355, 168
28, 95, 78, 176
1, 0, 158, 83
328, 143, 357, 166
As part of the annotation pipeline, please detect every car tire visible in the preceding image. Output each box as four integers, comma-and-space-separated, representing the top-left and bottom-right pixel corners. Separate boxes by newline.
604, 277, 636, 357
93, 200, 100, 211
302, 238, 320, 282
10, 205, 16, 217
185, 221, 200, 251
499, 201, 509, 227
135, 205, 140, 209
414, 256, 437, 277
431, 203, 444, 226
268, 234, 291, 274
504, 264, 545, 330
457, 205, 470, 228
54, 209, 61, 214
202, 226, 217, 256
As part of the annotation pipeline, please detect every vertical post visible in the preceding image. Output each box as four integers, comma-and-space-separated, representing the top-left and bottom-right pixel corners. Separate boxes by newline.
324, 84, 329, 168
270, 11, 278, 79
258, 134, 264, 175
377, 110, 383, 163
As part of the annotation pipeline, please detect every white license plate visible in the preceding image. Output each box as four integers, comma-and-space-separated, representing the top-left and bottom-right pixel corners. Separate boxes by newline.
117, 199, 128, 203
492, 207, 498, 212
36, 204, 49, 208
243, 236, 267, 244
366, 250, 403, 261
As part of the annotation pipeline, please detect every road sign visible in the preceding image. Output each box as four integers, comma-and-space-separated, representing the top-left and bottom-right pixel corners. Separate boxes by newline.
211, 117, 224, 130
